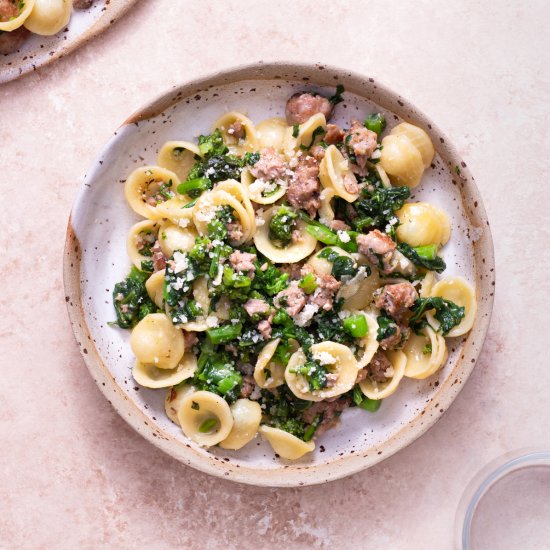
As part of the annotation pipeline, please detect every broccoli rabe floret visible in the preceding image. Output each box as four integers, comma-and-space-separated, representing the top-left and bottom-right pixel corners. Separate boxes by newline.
409, 297, 465, 335
260, 387, 311, 440
198, 129, 228, 158
112, 266, 158, 329
251, 259, 289, 296
364, 113, 386, 137
352, 185, 410, 231
268, 205, 297, 248
193, 349, 243, 403
290, 360, 329, 391
397, 243, 446, 273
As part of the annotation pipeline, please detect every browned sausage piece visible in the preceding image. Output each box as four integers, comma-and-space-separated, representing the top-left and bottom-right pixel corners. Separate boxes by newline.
285, 92, 333, 125
374, 282, 418, 321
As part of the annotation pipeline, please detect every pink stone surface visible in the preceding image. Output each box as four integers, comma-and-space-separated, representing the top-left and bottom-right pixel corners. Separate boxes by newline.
0, 1, 549, 548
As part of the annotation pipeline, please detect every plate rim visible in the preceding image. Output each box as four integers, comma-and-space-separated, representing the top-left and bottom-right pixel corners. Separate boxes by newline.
0, 0, 140, 84
63, 60, 495, 487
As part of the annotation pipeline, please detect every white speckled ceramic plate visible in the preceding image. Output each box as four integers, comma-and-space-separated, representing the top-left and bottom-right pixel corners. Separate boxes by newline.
64, 62, 495, 487
0, 0, 138, 84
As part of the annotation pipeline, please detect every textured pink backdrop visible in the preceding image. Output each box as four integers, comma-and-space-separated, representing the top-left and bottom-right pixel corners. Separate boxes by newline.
1, 1, 549, 548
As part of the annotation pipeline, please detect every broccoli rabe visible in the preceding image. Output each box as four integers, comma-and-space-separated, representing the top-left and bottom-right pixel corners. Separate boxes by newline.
177, 177, 212, 198
198, 129, 228, 158
397, 243, 446, 273
290, 360, 329, 391
182, 153, 245, 196
193, 349, 243, 403
112, 266, 158, 329
364, 113, 386, 137
352, 385, 382, 412
269, 205, 297, 248
376, 313, 398, 342
409, 297, 465, 335
252, 259, 289, 296
299, 213, 358, 253
317, 247, 363, 280
352, 185, 410, 231
243, 152, 260, 165
259, 387, 311, 440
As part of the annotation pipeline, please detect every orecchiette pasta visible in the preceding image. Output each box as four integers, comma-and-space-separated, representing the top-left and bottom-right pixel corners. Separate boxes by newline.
241, 168, 287, 205
157, 141, 202, 182
219, 399, 262, 450
179, 277, 212, 332
259, 426, 315, 460
254, 338, 296, 389
396, 202, 451, 248
124, 166, 183, 220
130, 313, 185, 370
158, 220, 198, 258
307, 246, 352, 277
145, 270, 165, 308
427, 277, 477, 337
24, 0, 71, 36
126, 220, 160, 270
283, 113, 326, 155
356, 313, 380, 369
193, 188, 255, 245
359, 350, 407, 400
213, 111, 258, 154
379, 134, 425, 188
0, 0, 35, 31
253, 206, 317, 263
165, 383, 197, 426
285, 342, 359, 401
177, 391, 234, 446
114, 92, 476, 461
390, 122, 435, 168
319, 145, 360, 202
133, 352, 197, 389
402, 326, 447, 379
255, 117, 288, 152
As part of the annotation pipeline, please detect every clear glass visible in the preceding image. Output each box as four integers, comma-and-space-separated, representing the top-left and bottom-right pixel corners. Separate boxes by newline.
456, 450, 550, 550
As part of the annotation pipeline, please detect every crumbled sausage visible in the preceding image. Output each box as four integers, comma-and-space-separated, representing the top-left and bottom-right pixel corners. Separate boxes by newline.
243, 298, 270, 317
0, 0, 19, 20
343, 120, 378, 168
240, 375, 256, 398
374, 282, 418, 321
151, 241, 166, 272
286, 92, 334, 125
329, 220, 351, 231
302, 398, 351, 437
227, 121, 245, 140
183, 331, 198, 349
309, 145, 326, 162
227, 221, 244, 243
366, 351, 394, 382
257, 319, 272, 340
343, 172, 360, 195
0, 26, 29, 55
275, 281, 307, 316
325, 124, 344, 144
250, 147, 288, 181
379, 324, 410, 350
287, 155, 321, 217
229, 250, 256, 273
357, 229, 397, 271
309, 274, 341, 311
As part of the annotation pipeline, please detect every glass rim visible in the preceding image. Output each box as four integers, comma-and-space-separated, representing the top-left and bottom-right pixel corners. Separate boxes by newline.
455, 448, 550, 549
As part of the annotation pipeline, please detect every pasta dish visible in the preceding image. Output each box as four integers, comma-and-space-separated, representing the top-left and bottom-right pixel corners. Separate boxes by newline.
0, 0, 94, 55
111, 87, 476, 460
